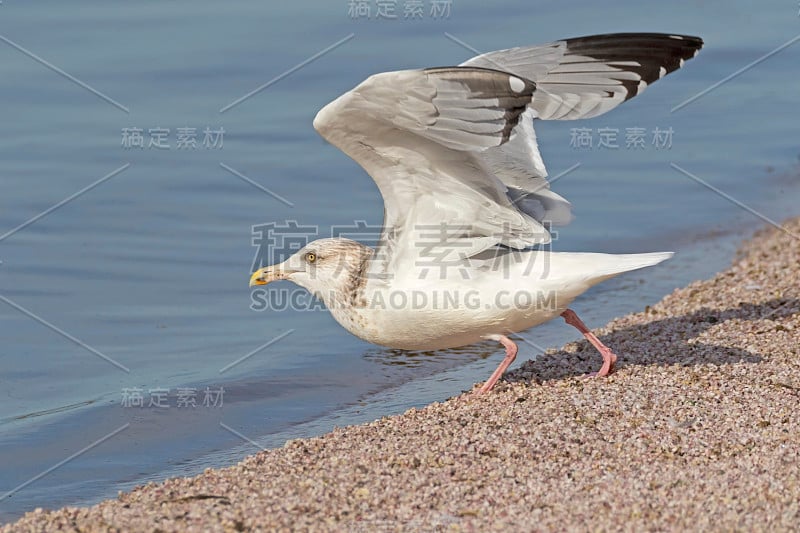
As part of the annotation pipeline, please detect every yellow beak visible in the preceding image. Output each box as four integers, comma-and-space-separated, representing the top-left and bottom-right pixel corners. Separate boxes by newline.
249, 268, 274, 287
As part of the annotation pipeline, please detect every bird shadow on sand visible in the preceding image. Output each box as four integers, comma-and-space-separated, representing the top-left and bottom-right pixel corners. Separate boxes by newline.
505, 297, 799, 384
359, 298, 797, 388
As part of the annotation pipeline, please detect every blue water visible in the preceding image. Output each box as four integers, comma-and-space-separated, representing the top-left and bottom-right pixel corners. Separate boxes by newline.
1, 0, 799, 522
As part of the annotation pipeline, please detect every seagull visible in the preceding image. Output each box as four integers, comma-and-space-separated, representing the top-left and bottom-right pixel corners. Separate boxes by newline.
250, 33, 703, 393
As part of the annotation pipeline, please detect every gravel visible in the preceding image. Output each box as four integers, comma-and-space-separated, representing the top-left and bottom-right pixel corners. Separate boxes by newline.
4, 218, 800, 532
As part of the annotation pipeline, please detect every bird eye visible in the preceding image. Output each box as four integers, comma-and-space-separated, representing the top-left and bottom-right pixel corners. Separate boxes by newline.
305, 252, 317, 263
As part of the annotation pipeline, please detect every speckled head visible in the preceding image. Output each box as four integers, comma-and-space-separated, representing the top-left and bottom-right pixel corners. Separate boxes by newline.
249, 238, 373, 306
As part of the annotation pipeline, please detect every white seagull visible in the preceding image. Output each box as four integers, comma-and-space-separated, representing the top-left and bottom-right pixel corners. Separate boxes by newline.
250, 33, 703, 393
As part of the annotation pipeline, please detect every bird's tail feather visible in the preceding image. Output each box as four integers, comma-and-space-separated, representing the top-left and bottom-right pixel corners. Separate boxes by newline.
547, 251, 673, 288
583, 251, 673, 284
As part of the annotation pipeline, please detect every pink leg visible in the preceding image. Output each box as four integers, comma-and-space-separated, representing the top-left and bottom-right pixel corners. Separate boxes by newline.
477, 334, 518, 394
561, 309, 618, 377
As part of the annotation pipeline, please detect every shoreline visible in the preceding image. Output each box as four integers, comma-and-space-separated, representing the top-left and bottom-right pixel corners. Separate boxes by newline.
4, 217, 800, 532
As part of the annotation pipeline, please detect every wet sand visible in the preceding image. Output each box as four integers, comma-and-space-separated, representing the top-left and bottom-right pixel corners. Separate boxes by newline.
4, 218, 800, 532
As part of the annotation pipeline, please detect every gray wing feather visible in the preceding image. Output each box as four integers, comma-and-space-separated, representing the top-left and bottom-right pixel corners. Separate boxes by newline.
461, 33, 702, 224
462, 33, 704, 120
313, 33, 703, 263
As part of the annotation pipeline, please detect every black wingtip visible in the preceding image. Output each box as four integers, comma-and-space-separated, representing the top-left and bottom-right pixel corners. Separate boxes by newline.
565, 32, 703, 51
562, 33, 703, 100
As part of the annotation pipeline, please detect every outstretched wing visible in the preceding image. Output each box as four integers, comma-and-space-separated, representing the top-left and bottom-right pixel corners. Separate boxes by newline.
313, 33, 703, 274
314, 67, 548, 273
463, 33, 703, 222
462, 33, 703, 120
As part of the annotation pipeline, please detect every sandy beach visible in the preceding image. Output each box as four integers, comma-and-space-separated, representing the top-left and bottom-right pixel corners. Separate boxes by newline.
4, 217, 799, 532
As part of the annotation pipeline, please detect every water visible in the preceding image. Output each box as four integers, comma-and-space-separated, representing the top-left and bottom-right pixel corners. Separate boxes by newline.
1, 0, 799, 522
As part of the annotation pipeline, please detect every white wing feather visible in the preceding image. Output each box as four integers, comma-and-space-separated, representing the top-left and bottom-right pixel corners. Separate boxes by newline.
313, 33, 703, 273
